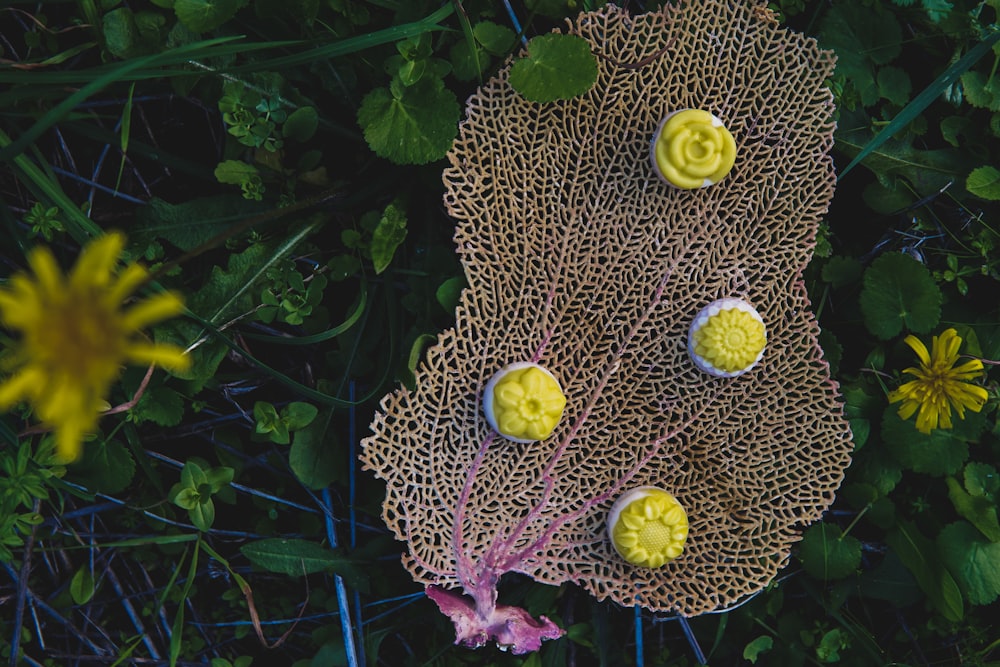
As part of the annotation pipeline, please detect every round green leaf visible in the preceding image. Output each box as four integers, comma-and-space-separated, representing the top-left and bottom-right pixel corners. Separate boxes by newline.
474, 21, 516, 56
508, 33, 598, 103
798, 522, 862, 580
282, 106, 319, 143
859, 252, 942, 340
70, 566, 96, 605
357, 78, 459, 165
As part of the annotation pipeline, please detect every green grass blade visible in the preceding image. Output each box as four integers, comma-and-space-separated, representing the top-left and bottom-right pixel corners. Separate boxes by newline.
839, 26, 1000, 179
169, 539, 200, 667
452, 0, 482, 83
113, 81, 136, 193
0, 127, 103, 241
0, 36, 245, 163
224, 4, 455, 74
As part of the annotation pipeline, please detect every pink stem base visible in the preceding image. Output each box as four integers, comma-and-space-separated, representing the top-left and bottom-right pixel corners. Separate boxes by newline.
425, 585, 564, 654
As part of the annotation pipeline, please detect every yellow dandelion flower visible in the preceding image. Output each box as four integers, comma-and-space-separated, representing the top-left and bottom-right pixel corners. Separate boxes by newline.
0, 232, 189, 461
888, 328, 989, 434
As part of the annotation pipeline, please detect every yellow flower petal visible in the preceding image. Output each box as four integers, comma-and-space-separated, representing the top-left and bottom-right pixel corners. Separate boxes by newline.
0, 233, 187, 460
890, 328, 990, 434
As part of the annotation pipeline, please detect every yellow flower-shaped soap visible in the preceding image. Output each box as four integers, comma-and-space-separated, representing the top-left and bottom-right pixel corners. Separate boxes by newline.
483, 362, 567, 442
650, 109, 736, 189
688, 298, 766, 377
608, 487, 689, 568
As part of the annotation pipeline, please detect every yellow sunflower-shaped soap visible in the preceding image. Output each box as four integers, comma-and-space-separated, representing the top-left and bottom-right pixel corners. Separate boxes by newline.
688, 297, 766, 377
608, 487, 689, 568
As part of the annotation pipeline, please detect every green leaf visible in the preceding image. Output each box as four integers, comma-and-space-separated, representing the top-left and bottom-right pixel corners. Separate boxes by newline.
357, 77, 459, 165
938, 521, 1000, 605
821, 255, 863, 288
241, 538, 368, 590
449, 39, 489, 82
837, 125, 968, 192
509, 33, 598, 103
214, 160, 260, 186
887, 521, 964, 621
859, 252, 942, 339
181, 460, 208, 489
282, 106, 319, 143
965, 462, 1000, 498
877, 66, 911, 106
189, 497, 215, 531
133, 195, 264, 254
882, 407, 974, 476
68, 439, 136, 495
436, 276, 466, 312
743, 636, 773, 664
281, 402, 318, 431
474, 21, 515, 56
289, 409, 342, 490
103, 7, 141, 59
131, 384, 185, 427
204, 466, 234, 493
173, 487, 202, 510
174, 0, 247, 33
966, 166, 1000, 200
798, 522, 862, 580
370, 201, 407, 274
961, 70, 1000, 111
858, 551, 922, 606
70, 566, 96, 605
946, 477, 1000, 542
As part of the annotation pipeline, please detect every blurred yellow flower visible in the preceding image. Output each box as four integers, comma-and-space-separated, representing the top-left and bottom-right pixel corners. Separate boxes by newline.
0, 232, 189, 461
888, 328, 989, 434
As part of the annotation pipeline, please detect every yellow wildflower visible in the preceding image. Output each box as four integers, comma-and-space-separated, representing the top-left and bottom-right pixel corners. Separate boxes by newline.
888, 328, 989, 434
0, 232, 189, 461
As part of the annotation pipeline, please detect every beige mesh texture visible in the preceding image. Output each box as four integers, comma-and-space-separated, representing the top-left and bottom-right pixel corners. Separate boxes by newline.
361, 0, 853, 617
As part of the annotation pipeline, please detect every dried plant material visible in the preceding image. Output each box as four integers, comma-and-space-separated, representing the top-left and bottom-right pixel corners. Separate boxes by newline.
361, 0, 852, 653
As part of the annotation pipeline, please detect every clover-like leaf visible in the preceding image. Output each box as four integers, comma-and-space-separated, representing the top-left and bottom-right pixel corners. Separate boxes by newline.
357, 78, 459, 165
798, 522, 862, 580
938, 521, 1000, 606
508, 33, 598, 103
859, 252, 942, 340
966, 166, 1000, 200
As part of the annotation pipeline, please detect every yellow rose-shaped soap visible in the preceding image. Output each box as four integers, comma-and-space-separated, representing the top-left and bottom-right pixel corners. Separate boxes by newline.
608, 487, 689, 568
483, 362, 566, 442
688, 297, 766, 377
650, 109, 736, 189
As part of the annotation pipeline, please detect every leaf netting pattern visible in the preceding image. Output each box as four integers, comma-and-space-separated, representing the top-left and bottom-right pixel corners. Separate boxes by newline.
361, 0, 853, 617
